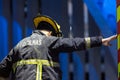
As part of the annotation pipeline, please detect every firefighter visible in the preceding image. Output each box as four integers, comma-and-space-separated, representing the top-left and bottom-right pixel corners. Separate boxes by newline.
0, 14, 117, 80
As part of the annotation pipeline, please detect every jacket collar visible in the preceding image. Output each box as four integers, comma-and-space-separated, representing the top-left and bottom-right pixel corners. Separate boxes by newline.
32, 30, 45, 35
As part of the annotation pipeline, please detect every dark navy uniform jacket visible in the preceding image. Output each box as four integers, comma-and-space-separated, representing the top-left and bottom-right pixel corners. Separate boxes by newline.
0, 30, 102, 80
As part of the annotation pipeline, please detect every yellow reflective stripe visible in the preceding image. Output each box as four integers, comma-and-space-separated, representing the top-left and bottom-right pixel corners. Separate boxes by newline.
117, 6, 120, 22
13, 59, 59, 80
118, 63, 120, 78
118, 34, 120, 50
13, 59, 56, 67
36, 64, 42, 80
40, 65, 42, 80
85, 37, 91, 48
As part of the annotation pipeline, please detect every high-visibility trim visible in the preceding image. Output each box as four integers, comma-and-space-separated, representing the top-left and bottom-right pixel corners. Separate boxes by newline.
40, 65, 42, 80
85, 37, 91, 48
118, 34, 120, 50
118, 63, 120, 78
36, 64, 40, 80
117, 6, 120, 22
36, 64, 42, 80
12, 59, 59, 80
13, 59, 59, 67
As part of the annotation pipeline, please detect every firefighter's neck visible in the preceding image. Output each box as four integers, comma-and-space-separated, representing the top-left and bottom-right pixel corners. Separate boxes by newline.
40, 30, 52, 36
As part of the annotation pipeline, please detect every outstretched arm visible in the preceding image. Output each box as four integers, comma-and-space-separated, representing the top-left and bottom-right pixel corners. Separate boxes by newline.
102, 35, 117, 46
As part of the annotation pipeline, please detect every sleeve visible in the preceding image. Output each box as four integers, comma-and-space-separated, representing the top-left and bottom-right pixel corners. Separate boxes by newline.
47, 36, 102, 52
0, 49, 15, 77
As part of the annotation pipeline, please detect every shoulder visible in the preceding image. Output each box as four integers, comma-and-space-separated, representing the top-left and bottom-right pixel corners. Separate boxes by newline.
15, 37, 30, 48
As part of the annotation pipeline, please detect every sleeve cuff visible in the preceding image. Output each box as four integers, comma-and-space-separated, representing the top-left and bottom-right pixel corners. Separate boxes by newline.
90, 36, 102, 48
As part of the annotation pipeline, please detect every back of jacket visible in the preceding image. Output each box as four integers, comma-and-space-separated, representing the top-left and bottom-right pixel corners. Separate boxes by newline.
12, 30, 61, 80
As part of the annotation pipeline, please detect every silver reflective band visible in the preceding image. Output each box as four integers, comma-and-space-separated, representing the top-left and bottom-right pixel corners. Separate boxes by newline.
85, 37, 91, 48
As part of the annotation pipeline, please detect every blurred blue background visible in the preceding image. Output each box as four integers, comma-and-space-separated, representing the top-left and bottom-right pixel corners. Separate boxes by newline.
0, 0, 117, 80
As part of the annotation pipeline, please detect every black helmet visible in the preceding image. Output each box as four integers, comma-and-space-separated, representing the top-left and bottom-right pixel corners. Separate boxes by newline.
33, 14, 62, 37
